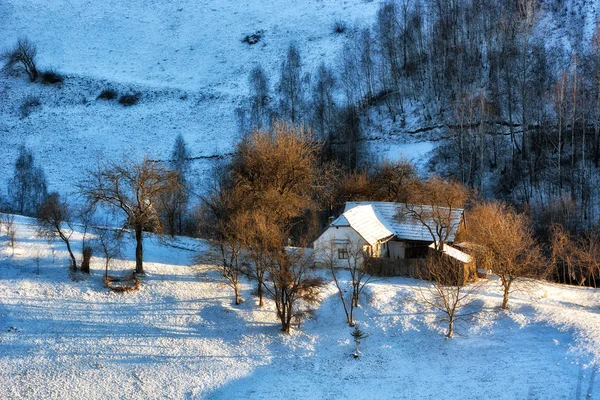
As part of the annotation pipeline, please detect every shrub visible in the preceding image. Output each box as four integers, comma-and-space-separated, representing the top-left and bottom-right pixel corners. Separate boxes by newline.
333, 20, 347, 34
118, 93, 141, 106
97, 89, 117, 100
20, 95, 41, 118
39, 70, 63, 85
242, 30, 264, 45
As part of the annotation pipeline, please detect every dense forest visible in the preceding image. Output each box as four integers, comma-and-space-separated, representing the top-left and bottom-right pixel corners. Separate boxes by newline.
237, 0, 600, 236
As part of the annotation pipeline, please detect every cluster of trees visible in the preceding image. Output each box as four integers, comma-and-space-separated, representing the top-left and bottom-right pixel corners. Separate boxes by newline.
0, 135, 193, 278
199, 124, 326, 333
237, 44, 367, 172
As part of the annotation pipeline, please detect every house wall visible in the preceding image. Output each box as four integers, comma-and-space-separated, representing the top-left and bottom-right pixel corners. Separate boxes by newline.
313, 226, 368, 268
387, 241, 406, 259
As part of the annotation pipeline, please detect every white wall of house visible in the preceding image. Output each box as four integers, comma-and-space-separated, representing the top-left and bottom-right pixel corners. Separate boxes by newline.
313, 226, 368, 268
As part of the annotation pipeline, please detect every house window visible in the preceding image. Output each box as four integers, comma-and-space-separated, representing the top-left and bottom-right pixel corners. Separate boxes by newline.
338, 248, 349, 259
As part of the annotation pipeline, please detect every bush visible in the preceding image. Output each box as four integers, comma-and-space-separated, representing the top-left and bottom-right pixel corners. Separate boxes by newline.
39, 70, 63, 85
333, 20, 347, 34
20, 95, 41, 118
118, 93, 141, 106
97, 89, 117, 101
242, 30, 264, 45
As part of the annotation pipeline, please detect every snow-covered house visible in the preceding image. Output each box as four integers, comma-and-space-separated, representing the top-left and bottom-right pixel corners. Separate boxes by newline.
313, 202, 473, 276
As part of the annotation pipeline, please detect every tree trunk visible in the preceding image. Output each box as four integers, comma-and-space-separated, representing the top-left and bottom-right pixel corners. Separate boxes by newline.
502, 279, 512, 310
446, 315, 454, 338
257, 281, 264, 307
61, 233, 77, 271
234, 284, 241, 306
81, 246, 92, 274
66, 243, 77, 270
135, 225, 144, 274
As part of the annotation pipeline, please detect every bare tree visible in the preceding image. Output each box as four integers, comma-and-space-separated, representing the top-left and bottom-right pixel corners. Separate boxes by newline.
468, 202, 544, 309
278, 44, 304, 124
93, 224, 123, 280
239, 211, 274, 307
418, 253, 481, 338
311, 62, 337, 142
320, 239, 372, 326
227, 123, 325, 328
1, 213, 16, 256
159, 134, 191, 236
79, 209, 94, 274
1, 38, 38, 82
371, 159, 418, 202
79, 156, 180, 274
198, 171, 246, 306
37, 193, 77, 271
249, 65, 271, 131
399, 177, 469, 251
263, 243, 325, 334
550, 225, 600, 288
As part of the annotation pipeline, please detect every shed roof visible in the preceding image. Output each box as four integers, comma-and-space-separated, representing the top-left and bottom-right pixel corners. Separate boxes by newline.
329, 201, 464, 245
428, 243, 472, 264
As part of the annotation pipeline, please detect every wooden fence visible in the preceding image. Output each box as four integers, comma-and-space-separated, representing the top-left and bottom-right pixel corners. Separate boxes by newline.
364, 258, 428, 278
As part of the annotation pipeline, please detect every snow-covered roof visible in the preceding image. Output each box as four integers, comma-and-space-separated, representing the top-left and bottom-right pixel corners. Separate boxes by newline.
428, 243, 472, 264
330, 201, 464, 245
330, 205, 394, 246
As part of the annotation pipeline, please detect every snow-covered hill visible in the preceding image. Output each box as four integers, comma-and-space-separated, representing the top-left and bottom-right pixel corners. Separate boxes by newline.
1, 0, 598, 198
0, 215, 599, 399
0, 0, 384, 197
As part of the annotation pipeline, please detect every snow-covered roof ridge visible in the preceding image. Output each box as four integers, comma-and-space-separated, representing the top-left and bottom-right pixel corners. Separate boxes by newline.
331, 204, 394, 247
335, 201, 464, 244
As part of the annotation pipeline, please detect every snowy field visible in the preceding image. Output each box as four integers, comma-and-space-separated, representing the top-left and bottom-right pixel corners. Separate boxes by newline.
1, 216, 599, 399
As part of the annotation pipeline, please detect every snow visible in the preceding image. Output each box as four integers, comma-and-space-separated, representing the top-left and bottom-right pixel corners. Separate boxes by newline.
428, 242, 472, 264
1, 215, 599, 399
332, 204, 393, 247
0, 0, 384, 198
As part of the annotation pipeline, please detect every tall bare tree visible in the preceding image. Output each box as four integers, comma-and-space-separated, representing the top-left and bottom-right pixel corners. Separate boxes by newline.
198, 167, 246, 306
8, 146, 47, 216
79, 157, 179, 274
278, 44, 304, 124
320, 240, 372, 326
1, 213, 16, 256
37, 193, 77, 271
227, 123, 325, 330
249, 65, 271, 131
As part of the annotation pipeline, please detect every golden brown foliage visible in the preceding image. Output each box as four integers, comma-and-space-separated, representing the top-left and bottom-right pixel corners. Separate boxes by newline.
467, 202, 544, 309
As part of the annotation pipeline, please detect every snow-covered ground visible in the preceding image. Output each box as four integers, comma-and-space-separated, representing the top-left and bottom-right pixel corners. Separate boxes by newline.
1, 215, 599, 399
0, 0, 384, 197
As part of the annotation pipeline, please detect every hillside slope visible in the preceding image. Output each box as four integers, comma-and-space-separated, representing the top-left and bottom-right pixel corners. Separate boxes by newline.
0, 216, 599, 399
0, 0, 383, 196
